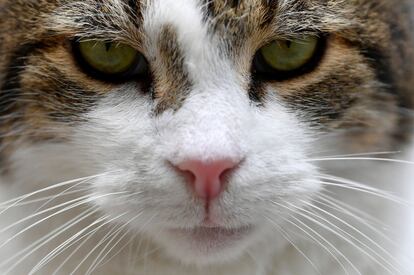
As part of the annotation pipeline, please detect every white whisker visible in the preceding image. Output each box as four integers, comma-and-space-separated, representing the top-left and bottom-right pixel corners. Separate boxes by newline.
34, 179, 93, 213
283, 215, 352, 275
77, 211, 146, 275
90, 212, 158, 273
309, 157, 414, 165
0, 208, 98, 272
271, 200, 361, 275
316, 194, 397, 245
312, 151, 401, 159
317, 174, 411, 206
69, 221, 128, 275
264, 215, 323, 275
51, 217, 120, 275
0, 188, 90, 209
295, 201, 403, 274
0, 171, 116, 213
84, 225, 131, 275
28, 212, 128, 275
0, 192, 127, 248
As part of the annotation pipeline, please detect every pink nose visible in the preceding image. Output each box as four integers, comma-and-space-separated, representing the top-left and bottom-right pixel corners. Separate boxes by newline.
177, 159, 239, 200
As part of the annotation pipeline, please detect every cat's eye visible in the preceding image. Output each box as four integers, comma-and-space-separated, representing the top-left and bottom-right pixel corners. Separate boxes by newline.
252, 36, 324, 80
74, 40, 149, 82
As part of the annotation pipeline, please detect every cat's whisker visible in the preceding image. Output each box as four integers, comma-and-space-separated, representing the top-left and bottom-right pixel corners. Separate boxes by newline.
319, 181, 410, 206
126, 233, 136, 272
308, 157, 414, 165
107, 230, 140, 272
34, 179, 95, 213
0, 194, 95, 235
293, 201, 404, 274
27, 213, 127, 275
69, 221, 129, 275
318, 174, 393, 193
0, 192, 127, 248
280, 215, 352, 275
316, 193, 397, 244
317, 193, 414, 265
79, 211, 146, 275
0, 171, 115, 211
86, 228, 132, 275
29, 218, 110, 274
315, 194, 398, 246
311, 196, 411, 265
51, 219, 120, 275
0, 187, 91, 209
263, 214, 323, 275
312, 151, 401, 159
316, 195, 389, 236
315, 174, 412, 206
89, 211, 159, 273
0, 208, 99, 274
270, 200, 362, 275
296, 208, 398, 275
84, 224, 133, 275
122, 190, 145, 198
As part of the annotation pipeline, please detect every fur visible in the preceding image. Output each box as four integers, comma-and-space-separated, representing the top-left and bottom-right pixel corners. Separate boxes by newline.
0, 0, 413, 274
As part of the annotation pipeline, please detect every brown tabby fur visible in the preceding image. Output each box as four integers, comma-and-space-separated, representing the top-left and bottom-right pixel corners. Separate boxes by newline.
0, 0, 413, 167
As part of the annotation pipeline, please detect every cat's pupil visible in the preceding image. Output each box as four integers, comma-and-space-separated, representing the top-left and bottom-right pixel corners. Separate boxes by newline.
285, 41, 292, 48
105, 42, 111, 51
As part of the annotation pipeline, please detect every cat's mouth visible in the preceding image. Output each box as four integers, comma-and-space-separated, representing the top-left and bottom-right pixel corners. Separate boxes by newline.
168, 225, 254, 249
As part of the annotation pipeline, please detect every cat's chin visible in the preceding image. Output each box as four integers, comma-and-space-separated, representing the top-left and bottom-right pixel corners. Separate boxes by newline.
168, 225, 253, 248
151, 224, 258, 266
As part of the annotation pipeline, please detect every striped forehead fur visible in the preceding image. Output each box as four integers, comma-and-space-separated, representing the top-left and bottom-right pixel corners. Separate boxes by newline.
46, 0, 353, 43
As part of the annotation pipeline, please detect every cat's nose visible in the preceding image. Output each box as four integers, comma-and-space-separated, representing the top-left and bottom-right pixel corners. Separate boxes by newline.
177, 159, 240, 200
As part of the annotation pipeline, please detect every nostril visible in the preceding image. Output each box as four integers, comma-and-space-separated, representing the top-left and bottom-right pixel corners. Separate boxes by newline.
176, 159, 240, 200
180, 170, 196, 188
219, 167, 234, 184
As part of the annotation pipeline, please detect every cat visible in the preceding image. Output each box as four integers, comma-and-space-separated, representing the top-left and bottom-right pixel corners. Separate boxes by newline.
0, 0, 414, 274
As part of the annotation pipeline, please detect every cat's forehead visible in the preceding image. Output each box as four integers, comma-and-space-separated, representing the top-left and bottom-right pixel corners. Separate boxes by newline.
145, 0, 278, 30
51, 0, 350, 45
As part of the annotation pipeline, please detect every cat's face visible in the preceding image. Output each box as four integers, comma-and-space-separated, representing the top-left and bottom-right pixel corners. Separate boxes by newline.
0, 0, 413, 267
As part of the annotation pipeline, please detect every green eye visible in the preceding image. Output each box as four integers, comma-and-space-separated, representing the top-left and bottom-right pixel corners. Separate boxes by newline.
253, 36, 323, 80
75, 40, 148, 82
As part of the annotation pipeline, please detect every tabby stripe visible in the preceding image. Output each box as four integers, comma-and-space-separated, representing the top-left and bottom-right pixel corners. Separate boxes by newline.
38, 68, 101, 122
202, 0, 278, 27
0, 42, 42, 117
260, 0, 279, 28
360, 46, 413, 142
202, 0, 217, 20
125, 0, 142, 29
153, 25, 192, 115
230, 0, 241, 8
360, 47, 395, 93
0, 42, 42, 167
248, 77, 266, 103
